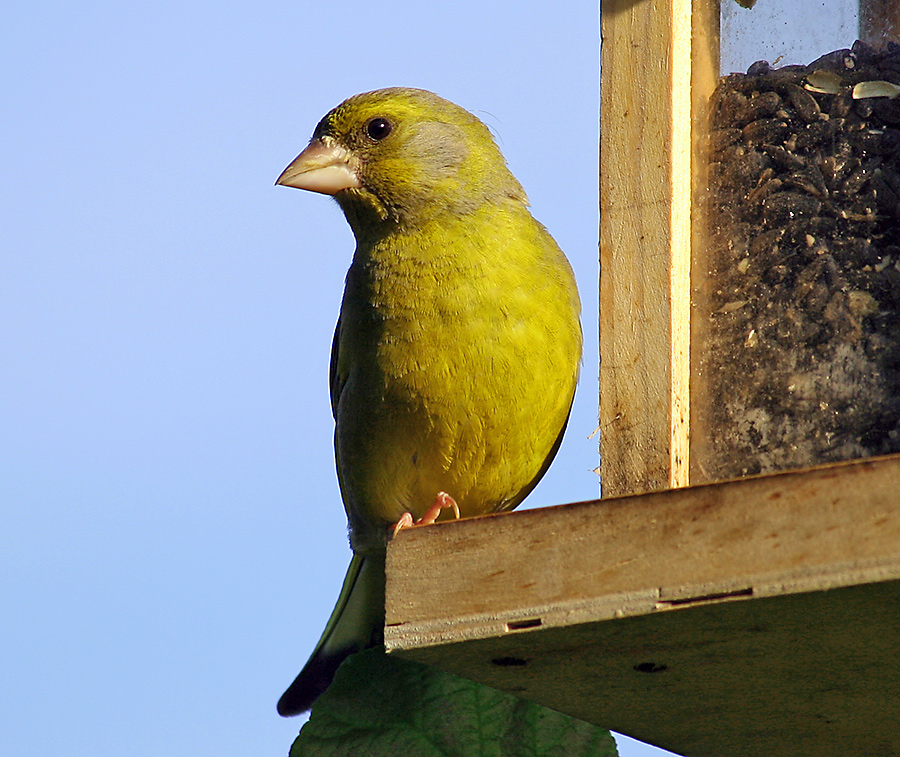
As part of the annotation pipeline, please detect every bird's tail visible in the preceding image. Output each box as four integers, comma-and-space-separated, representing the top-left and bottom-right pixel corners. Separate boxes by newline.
276, 551, 386, 716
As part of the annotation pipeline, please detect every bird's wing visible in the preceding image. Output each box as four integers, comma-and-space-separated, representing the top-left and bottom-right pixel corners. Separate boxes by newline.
329, 314, 347, 420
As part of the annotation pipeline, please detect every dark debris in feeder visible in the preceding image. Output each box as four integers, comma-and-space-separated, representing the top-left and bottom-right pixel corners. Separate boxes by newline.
699, 40, 900, 479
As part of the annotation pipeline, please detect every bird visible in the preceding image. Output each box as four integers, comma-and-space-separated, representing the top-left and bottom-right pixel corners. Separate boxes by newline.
274, 87, 582, 716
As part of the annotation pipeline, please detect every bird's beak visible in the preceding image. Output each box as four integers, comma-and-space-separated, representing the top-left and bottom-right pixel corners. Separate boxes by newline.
275, 138, 361, 195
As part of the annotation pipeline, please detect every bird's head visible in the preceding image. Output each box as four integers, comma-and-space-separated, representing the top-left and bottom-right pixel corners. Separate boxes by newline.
276, 88, 526, 237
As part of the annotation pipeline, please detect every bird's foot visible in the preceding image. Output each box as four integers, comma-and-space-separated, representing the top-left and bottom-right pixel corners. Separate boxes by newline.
419, 491, 461, 525
391, 491, 460, 537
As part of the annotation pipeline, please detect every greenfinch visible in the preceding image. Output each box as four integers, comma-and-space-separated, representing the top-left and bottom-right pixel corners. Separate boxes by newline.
275, 88, 582, 716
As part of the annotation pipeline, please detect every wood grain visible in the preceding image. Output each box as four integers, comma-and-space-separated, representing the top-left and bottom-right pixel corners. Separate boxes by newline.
599, 0, 717, 495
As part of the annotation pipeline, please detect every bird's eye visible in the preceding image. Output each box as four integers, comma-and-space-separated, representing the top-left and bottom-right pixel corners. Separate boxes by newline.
366, 117, 393, 141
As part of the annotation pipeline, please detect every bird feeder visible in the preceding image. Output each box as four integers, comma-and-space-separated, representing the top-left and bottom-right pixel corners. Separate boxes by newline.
386, 3, 900, 755
600, 0, 900, 494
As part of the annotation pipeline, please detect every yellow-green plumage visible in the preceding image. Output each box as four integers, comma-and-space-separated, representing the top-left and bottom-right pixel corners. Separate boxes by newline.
276, 88, 581, 715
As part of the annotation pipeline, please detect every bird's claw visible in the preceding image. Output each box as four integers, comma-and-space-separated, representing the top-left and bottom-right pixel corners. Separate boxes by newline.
391, 491, 460, 537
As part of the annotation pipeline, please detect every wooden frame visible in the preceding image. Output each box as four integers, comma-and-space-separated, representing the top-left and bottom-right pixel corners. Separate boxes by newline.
599, 0, 718, 497
599, 0, 900, 496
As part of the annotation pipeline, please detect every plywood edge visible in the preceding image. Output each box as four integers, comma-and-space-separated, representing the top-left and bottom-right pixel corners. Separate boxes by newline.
669, 0, 694, 489
386, 556, 900, 652
385, 453, 900, 651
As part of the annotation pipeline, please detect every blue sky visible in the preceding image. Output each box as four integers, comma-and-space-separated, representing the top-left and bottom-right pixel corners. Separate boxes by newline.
2, 1, 859, 755
1, 1, 624, 755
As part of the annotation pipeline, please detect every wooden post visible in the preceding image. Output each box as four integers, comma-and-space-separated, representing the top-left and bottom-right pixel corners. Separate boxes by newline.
599, 0, 718, 497
860, 0, 900, 46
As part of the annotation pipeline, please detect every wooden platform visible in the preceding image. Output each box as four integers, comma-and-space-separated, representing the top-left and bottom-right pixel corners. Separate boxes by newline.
384, 454, 900, 756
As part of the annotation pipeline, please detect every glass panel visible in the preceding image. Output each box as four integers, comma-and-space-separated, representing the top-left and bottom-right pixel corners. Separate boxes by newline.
692, 1, 900, 481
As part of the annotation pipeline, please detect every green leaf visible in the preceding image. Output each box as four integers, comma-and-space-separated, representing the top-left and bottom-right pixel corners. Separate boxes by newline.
289, 648, 618, 757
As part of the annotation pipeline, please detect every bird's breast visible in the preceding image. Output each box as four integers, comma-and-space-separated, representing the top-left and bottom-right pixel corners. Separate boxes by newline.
335, 209, 581, 545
